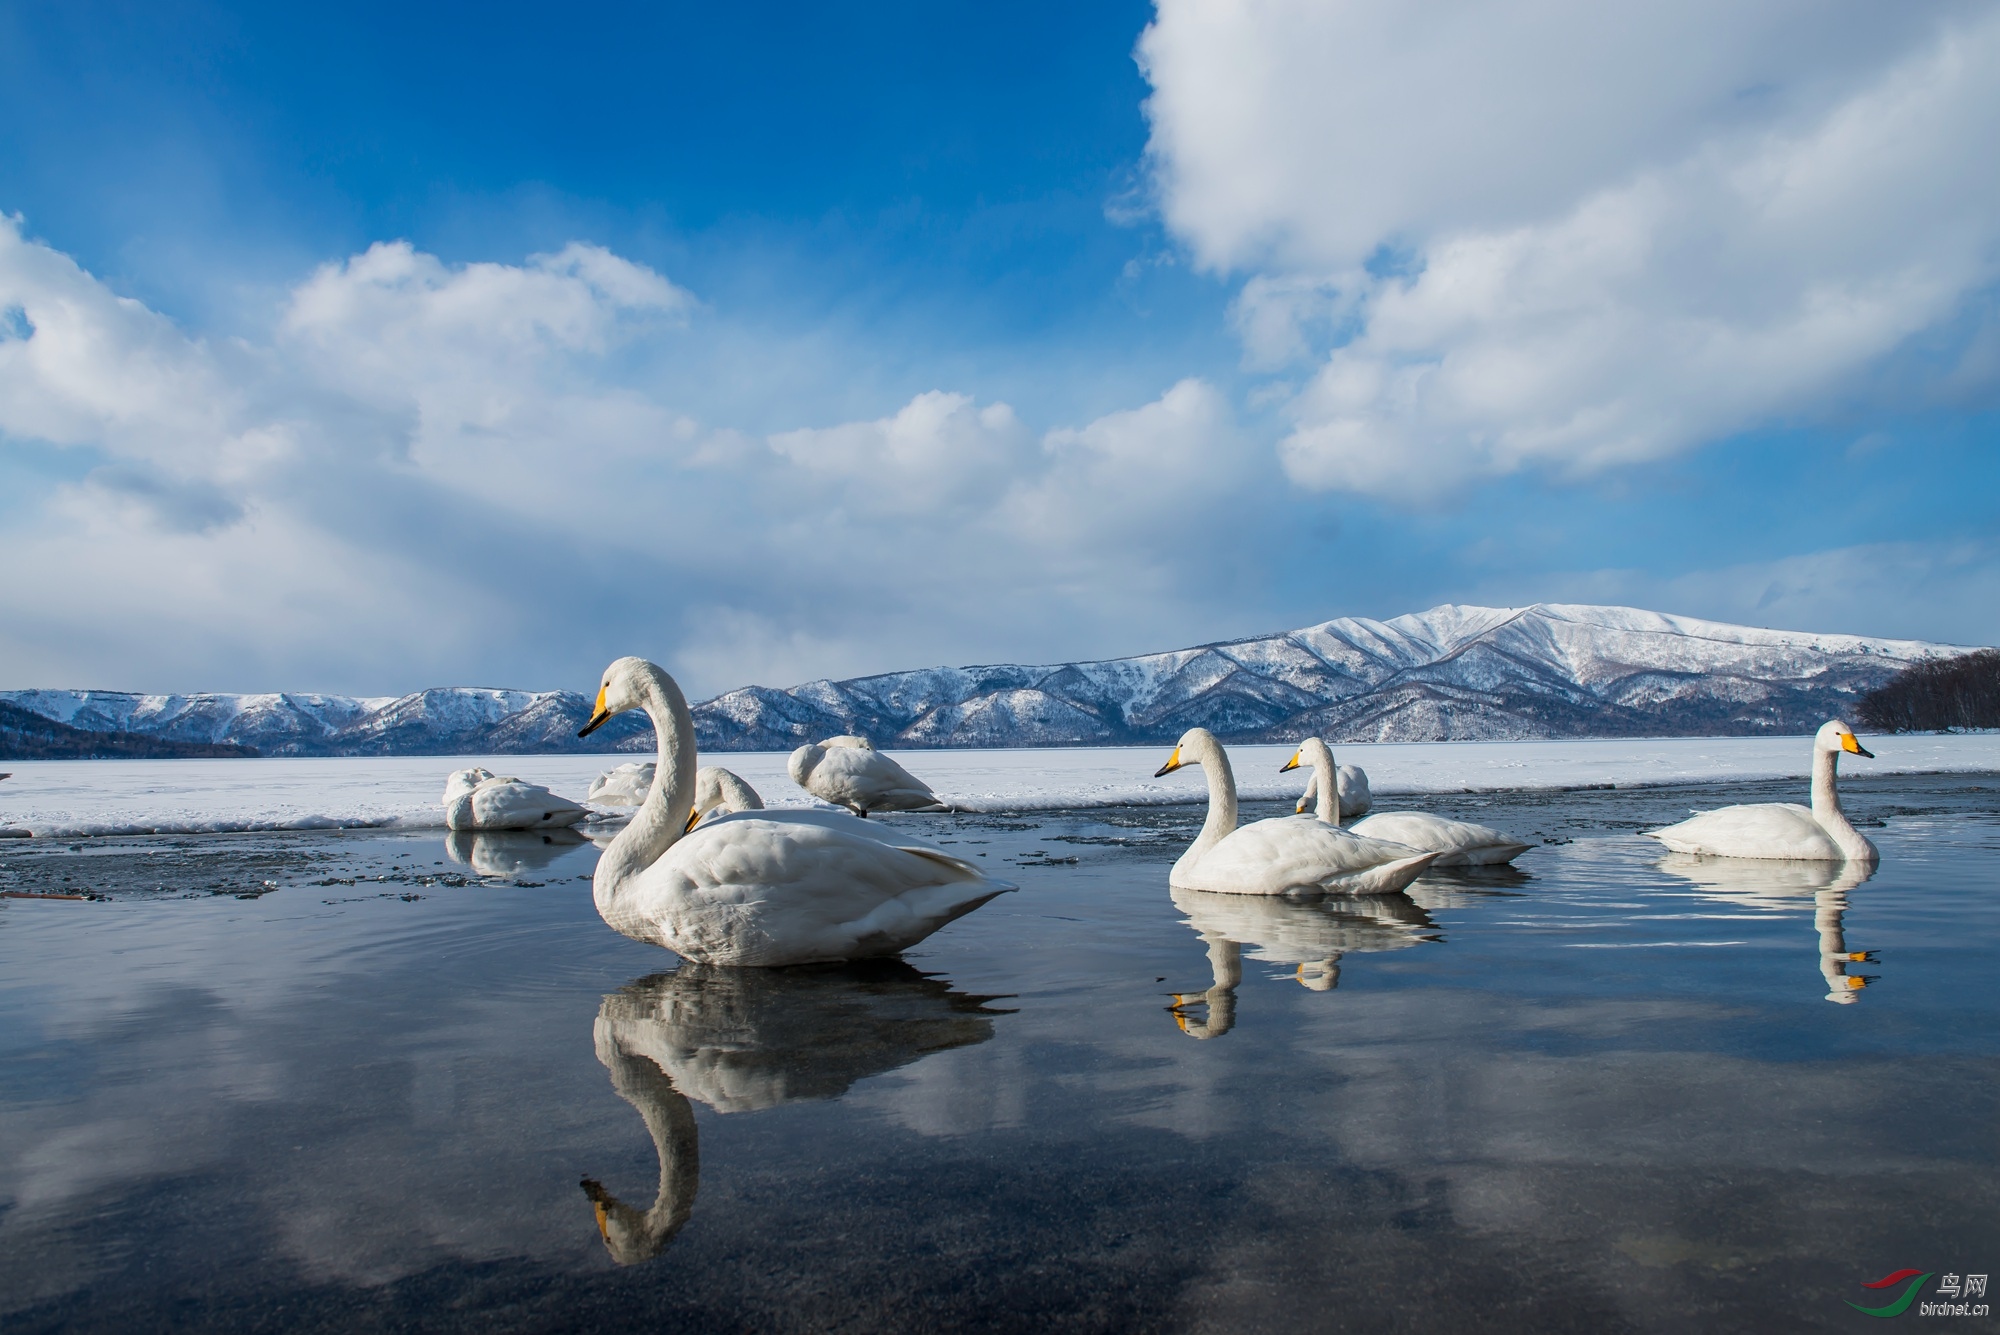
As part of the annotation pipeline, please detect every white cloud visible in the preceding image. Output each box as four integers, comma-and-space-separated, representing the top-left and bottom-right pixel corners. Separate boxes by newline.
1141, 1, 2000, 499
0, 218, 1268, 694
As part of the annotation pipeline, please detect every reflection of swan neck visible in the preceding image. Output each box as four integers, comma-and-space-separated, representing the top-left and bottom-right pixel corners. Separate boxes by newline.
596, 665, 700, 918
1810, 743, 1876, 863
587, 1022, 700, 1263
1814, 884, 1870, 1004
1174, 933, 1241, 1039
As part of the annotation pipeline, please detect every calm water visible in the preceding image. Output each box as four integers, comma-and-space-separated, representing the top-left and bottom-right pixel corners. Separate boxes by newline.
2, 774, 1997, 1333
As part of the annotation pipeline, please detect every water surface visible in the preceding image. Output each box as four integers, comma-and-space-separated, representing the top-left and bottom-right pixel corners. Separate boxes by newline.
2, 773, 1996, 1332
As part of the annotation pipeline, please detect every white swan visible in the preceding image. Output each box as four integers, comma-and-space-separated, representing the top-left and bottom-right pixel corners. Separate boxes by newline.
687, 766, 764, 830
587, 761, 656, 807
1293, 762, 1372, 819
1282, 737, 1530, 866
1645, 721, 1878, 862
441, 767, 588, 832
579, 657, 1012, 965
1155, 728, 1437, 895
787, 737, 947, 816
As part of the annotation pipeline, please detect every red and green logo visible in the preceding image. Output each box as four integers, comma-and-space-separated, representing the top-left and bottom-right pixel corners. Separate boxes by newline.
1847, 1270, 1933, 1318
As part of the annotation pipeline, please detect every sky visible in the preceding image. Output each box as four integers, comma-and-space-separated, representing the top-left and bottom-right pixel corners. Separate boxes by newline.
1, 0, 1996, 699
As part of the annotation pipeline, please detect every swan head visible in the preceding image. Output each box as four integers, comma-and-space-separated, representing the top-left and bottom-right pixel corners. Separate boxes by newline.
1815, 719, 1875, 759
579, 656, 653, 737
1155, 727, 1219, 777
580, 1176, 670, 1265
1279, 736, 1333, 774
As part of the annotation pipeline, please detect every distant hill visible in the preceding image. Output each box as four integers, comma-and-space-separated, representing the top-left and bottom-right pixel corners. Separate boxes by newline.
0, 604, 1969, 757
0, 700, 259, 760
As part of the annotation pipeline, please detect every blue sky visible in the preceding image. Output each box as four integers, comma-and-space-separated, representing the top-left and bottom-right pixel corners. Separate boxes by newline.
1, 0, 1996, 697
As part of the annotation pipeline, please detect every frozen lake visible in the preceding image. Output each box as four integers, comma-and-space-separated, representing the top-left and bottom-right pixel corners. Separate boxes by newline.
4, 731, 2000, 837
1, 771, 1997, 1330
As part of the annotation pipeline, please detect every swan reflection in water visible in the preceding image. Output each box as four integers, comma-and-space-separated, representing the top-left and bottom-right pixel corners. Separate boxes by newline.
1166, 887, 1440, 1038
582, 961, 1007, 1263
444, 828, 589, 879
1656, 855, 1879, 1003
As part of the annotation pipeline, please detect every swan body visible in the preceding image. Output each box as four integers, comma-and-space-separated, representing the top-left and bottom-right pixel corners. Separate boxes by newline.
1157, 728, 1437, 896
788, 739, 946, 816
688, 766, 764, 828
1283, 738, 1528, 866
588, 761, 656, 807
581, 658, 1011, 965
441, 767, 588, 832
1645, 721, 1878, 862
1294, 763, 1372, 819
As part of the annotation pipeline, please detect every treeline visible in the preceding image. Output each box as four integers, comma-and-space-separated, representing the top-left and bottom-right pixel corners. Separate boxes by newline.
0, 701, 260, 760
1857, 649, 2000, 733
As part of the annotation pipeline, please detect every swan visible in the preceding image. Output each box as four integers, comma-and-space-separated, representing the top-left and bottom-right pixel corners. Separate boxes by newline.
1282, 737, 1530, 866
441, 767, 588, 832
1645, 721, 1878, 862
1155, 728, 1437, 895
1656, 855, 1878, 1003
1167, 886, 1437, 1037
687, 766, 764, 830
578, 657, 1013, 965
1293, 762, 1372, 819
580, 963, 1002, 1263
787, 737, 947, 816
587, 761, 656, 807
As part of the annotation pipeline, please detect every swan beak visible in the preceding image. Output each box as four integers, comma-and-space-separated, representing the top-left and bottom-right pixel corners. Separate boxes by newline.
1841, 733, 1875, 758
1154, 745, 1184, 778
578, 686, 611, 738
684, 807, 700, 834
1279, 751, 1301, 773
1295, 799, 1308, 814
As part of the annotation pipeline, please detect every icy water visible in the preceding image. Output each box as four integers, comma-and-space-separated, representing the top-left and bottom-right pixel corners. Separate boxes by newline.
2, 775, 1997, 1333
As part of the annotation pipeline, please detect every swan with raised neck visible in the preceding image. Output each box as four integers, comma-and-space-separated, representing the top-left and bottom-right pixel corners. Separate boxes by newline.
1284, 736, 1530, 866
578, 657, 1012, 963
1644, 720, 1878, 863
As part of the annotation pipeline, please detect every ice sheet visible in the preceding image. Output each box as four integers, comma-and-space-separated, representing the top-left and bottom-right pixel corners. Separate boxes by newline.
1, 734, 1996, 838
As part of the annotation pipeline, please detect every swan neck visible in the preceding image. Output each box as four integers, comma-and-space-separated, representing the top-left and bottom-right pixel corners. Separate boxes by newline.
1810, 744, 1876, 862
598, 667, 700, 907
1194, 736, 1238, 849
1312, 746, 1340, 825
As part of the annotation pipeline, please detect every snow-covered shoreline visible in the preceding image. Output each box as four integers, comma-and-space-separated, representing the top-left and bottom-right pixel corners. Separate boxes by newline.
3, 733, 1997, 839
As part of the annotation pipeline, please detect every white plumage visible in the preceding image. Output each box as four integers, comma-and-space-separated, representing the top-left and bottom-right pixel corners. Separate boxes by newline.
1645, 721, 1878, 862
579, 658, 1011, 966
441, 767, 588, 831
787, 737, 947, 816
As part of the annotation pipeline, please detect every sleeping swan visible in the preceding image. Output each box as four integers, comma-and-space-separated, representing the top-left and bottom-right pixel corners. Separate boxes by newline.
442, 767, 588, 832
1645, 720, 1878, 863
787, 738, 947, 816
579, 657, 1012, 965
1282, 737, 1529, 866
1155, 728, 1437, 896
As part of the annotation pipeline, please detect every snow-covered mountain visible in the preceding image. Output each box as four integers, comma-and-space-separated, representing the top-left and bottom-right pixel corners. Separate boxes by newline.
1, 604, 1966, 758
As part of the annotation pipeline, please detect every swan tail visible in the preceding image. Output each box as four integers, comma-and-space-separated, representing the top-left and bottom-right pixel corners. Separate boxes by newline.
1325, 851, 1439, 896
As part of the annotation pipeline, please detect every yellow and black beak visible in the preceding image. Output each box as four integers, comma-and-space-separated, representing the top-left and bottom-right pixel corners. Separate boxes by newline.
577, 685, 612, 738
1841, 732, 1875, 759
1154, 745, 1184, 778
684, 807, 701, 834
1279, 750, 1301, 773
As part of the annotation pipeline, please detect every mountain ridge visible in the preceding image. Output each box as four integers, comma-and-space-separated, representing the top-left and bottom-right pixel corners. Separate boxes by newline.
0, 603, 1968, 759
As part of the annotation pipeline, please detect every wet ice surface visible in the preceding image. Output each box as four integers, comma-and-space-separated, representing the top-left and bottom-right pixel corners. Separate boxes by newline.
1, 774, 1997, 1333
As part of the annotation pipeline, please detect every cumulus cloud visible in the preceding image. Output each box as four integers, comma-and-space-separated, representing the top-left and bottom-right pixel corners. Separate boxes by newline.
1140, 0, 2000, 499
0, 217, 1266, 694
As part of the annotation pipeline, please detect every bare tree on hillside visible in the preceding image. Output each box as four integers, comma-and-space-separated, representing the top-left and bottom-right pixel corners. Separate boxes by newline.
1857, 649, 2000, 732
